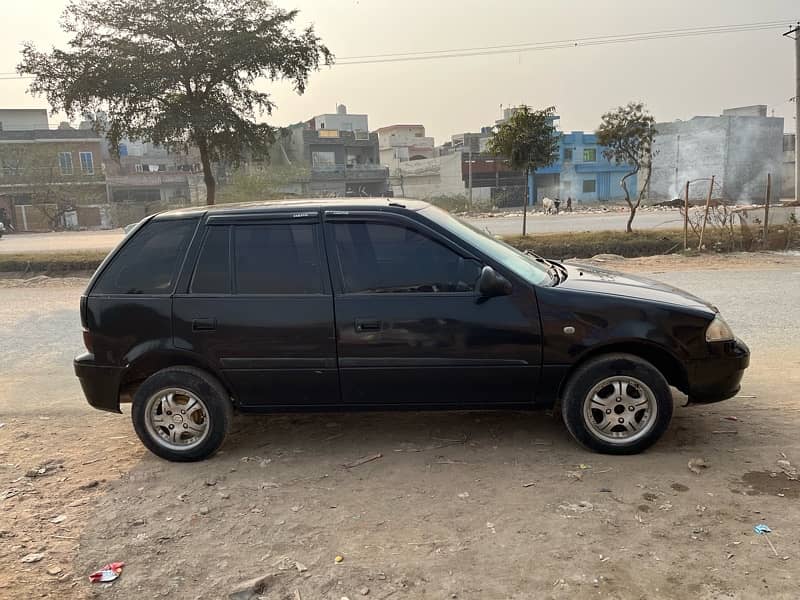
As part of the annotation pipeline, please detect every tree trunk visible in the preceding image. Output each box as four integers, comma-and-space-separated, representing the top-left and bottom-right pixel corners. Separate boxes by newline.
197, 138, 216, 206
626, 206, 636, 233
522, 168, 529, 236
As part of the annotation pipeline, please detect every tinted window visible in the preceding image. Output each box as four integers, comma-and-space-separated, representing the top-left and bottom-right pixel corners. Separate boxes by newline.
191, 226, 231, 294
332, 221, 480, 294
94, 219, 195, 294
234, 224, 322, 294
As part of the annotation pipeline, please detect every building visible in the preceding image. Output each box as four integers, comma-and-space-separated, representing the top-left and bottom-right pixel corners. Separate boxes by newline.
376, 124, 435, 164
647, 105, 784, 203
783, 133, 796, 200
0, 109, 49, 131
0, 128, 107, 231
287, 105, 389, 197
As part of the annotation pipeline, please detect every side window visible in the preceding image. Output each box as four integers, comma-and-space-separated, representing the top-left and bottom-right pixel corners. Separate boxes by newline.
191, 226, 231, 294
332, 221, 480, 294
93, 219, 196, 294
233, 224, 322, 294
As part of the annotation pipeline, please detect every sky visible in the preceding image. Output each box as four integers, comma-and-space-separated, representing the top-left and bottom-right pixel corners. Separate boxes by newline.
0, 0, 797, 144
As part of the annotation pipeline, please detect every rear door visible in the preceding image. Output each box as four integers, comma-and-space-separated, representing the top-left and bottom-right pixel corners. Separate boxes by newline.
324, 211, 541, 407
173, 212, 339, 408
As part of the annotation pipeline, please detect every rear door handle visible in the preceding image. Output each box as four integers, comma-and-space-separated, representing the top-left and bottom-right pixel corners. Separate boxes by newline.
355, 319, 381, 332
192, 318, 217, 332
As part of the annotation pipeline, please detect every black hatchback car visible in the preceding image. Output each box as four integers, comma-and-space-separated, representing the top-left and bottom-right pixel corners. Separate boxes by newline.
75, 199, 749, 461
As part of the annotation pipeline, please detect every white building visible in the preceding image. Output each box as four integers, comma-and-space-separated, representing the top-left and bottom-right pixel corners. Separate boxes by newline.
376, 124, 435, 165
309, 104, 369, 134
0, 109, 48, 131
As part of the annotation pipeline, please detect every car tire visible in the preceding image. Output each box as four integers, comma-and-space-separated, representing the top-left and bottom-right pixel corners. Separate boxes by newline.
561, 353, 673, 454
131, 366, 233, 462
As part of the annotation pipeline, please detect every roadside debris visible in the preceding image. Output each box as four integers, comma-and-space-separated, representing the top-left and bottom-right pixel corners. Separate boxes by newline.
344, 453, 383, 469
712, 430, 738, 435
294, 561, 307, 573
89, 561, 125, 583
49, 514, 67, 524
228, 572, 274, 599
359, 587, 370, 595
753, 524, 778, 556
20, 553, 45, 564
457, 492, 470, 499
558, 501, 594, 513
522, 482, 536, 488
46, 566, 63, 576
334, 555, 344, 564
777, 457, 798, 481
724, 416, 739, 422
688, 458, 708, 475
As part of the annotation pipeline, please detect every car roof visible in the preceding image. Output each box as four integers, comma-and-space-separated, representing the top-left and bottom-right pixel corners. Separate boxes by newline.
153, 197, 430, 219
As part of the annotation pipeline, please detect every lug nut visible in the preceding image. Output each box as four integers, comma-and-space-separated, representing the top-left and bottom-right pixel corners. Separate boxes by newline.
183, 423, 188, 428
629, 406, 635, 411
166, 411, 172, 415
618, 418, 624, 423
181, 410, 185, 414
168, 424, 174, 429
605, 409, 612, 414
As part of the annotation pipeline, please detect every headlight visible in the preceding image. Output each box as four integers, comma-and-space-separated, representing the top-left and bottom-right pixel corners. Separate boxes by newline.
705, 314, 734, 342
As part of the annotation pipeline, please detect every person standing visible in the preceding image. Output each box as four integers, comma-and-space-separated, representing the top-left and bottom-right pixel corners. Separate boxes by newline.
566, 197, 573, 213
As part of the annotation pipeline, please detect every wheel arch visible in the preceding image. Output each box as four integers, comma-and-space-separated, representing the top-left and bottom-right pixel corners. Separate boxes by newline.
119, 350, 234, 406
558, 341, 689, 402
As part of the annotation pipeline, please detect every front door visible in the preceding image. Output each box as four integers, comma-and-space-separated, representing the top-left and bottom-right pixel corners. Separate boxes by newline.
173, 214, 339, 408
324, 212, 541, 407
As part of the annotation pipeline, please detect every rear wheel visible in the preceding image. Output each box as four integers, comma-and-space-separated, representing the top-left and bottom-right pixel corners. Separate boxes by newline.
131, 367, 233, 462
561, 353, 673, 454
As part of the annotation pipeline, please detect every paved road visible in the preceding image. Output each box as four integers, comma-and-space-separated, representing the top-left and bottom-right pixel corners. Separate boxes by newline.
467, 209, 684, 236
0, 209, 684, 254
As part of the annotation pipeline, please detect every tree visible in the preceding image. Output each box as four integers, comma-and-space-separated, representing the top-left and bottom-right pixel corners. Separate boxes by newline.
18, 0, 332, 205
487, 106, 558, 235
596, 102, 657, 233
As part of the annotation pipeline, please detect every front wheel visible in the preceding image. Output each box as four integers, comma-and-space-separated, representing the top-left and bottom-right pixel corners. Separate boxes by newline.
561, 353, 673, 454
131, 366, 233, 462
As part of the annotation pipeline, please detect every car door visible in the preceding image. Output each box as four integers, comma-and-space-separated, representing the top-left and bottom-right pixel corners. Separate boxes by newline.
173, 213, 339, 408
324, 211, 542, 407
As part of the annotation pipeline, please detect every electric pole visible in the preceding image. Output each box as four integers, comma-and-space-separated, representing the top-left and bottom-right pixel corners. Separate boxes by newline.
785, 22, 800, 203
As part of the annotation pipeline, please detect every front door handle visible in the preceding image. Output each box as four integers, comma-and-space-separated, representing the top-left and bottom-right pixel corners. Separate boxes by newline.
355, 319, 381, 332
192, 318, 217, 332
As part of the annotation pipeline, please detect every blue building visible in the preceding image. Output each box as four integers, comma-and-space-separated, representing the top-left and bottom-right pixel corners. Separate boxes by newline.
533, 130, 636, 204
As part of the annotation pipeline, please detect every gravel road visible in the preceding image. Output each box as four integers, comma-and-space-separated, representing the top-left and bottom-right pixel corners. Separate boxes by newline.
1, 253, 799, 600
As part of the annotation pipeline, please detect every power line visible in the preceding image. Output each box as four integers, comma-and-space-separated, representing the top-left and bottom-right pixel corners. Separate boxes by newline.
338, 20, 793, 61
0, 19, 795, 78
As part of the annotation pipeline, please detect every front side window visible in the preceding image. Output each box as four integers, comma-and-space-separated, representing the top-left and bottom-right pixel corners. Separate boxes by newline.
332, 221, 480, 294
583, 179, 597, 193
563, 148, 573, 161
58, 152, 73, 175
93, 219, 196, 294
233, 224, 322, 294
583, 148, 597, 162
311, 151, 336, 166
79, 151, 94, 174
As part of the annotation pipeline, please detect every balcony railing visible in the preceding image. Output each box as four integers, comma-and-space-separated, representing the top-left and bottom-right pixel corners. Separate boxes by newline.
311, 164, 389, 181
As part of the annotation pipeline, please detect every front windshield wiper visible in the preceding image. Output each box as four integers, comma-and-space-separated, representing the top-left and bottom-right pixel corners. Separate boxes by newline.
524, 250, 564, 285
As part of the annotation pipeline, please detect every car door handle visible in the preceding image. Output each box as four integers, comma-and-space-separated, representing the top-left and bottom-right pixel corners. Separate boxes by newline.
355, 319, 381, 332
192, 318, 217, 332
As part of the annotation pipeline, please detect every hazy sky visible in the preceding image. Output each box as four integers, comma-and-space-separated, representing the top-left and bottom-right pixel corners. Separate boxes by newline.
1, 0, 797, 143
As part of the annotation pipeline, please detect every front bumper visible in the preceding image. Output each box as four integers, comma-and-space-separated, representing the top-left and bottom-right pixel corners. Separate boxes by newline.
74, 353, 125, 414
687, 338, 750, 403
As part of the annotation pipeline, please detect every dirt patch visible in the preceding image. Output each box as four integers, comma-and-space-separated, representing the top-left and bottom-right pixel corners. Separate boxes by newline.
736, 471, 800, 499
670, 482, 690, 492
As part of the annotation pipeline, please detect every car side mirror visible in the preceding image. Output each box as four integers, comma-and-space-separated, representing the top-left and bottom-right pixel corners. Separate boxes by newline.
477, 266, 512, 298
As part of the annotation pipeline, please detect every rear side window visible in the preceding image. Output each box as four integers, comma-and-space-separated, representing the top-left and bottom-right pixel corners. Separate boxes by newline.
191, 226, 231, 294
233, 224, 323, 294
93, 219, 196, 295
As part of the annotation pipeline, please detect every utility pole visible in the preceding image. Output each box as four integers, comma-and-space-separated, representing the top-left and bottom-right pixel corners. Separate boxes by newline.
468, 147, 473, 208
785, 23, 800, 203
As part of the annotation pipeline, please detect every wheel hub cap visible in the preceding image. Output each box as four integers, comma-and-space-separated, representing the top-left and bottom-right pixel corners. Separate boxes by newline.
582, 376, 658, 445
144, 388, 210, 451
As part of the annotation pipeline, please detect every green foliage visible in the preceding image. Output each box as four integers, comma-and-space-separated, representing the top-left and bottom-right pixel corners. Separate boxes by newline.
427, 195, 471, 213
18, 0, 332, 203
487, 106, 559, 174
217, 165, 311, 203
596, 102, 657, 232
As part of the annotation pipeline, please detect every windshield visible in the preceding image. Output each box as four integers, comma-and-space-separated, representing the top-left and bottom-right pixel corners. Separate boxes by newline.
421, 206, 552, 286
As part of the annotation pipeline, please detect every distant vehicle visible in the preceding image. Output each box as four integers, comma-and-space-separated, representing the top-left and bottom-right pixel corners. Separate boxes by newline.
75, 199, 749, 461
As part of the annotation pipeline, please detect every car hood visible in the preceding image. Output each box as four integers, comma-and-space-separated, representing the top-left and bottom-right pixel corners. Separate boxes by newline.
557, 263, 717, 313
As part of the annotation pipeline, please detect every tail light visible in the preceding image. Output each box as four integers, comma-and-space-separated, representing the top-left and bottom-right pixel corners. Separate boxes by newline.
82, 329, 94, 354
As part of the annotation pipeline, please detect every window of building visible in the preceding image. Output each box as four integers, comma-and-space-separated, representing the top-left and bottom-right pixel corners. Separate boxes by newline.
191, 226, 231, 294
318, 129, 340, 138
583, 148, 597, 162
134, 163, 144, 173
233, 224, 322, 295
563, 148, 573, 161
311, 151, 336, 167
341, 121, 353, 131
331, 221, 481, 294
58, 152, 73, 175
79, 151, 94, 174
93, 219, 196, 295
583, 179, 597, 193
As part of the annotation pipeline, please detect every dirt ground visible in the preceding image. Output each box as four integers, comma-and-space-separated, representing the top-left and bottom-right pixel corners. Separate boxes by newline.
2, 252, 800, 600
